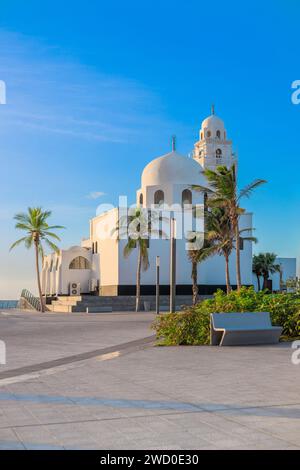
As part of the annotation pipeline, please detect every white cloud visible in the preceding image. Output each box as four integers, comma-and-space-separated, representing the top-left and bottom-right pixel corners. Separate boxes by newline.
86, 191, 106, 200
0, 30, 172, 144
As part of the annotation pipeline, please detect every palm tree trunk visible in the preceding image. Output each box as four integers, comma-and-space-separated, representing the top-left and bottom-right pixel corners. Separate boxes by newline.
235, 222, 242, 291
225, 254, 231, 294
256, 274, 261, 291
136, 245, 142, 312
34, 241, 45, 312
263, 274, 269, 290
191, 259, 198, 306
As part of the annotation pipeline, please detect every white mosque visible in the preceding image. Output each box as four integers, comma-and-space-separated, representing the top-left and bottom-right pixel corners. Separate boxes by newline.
41, 110, 295, 309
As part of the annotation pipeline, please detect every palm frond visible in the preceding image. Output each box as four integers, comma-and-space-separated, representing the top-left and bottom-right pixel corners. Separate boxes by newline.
14, 223, 32, 231
239, 227, 255, 234
238, 179, 267, 200
11, 207, 63, 255
10, 237, 29, 251
41, 231, 61, 241
44, 238, 60, 253
123, 238, 137, 258
192, 184, 213, 194
241, 236, 258, 243
45, 225, 65, 230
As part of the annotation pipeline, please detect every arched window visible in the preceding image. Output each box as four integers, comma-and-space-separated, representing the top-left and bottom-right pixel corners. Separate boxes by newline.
207, 130, 211, 138
182, 189, 192, 207
55, 258, 59, 271
139, 193, 143, 206
69, 256, 91, 270
216, 148, 222, 159
49, 260, 53, 272
154, 190, 164, 206
216, 130, 221, 139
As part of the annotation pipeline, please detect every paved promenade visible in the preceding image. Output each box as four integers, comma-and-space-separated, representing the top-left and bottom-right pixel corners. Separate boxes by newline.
0, 310, 299, 449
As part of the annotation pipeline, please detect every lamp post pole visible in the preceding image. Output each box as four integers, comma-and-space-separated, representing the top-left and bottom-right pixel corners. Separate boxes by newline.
170, 217, 176, 313
156, 256, 160, 315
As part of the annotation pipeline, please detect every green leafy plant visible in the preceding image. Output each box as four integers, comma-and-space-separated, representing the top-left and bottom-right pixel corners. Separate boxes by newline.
153, 287, 300, 345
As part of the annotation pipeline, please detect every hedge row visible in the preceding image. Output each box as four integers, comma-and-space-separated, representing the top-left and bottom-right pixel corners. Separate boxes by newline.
152, 287, 300, 345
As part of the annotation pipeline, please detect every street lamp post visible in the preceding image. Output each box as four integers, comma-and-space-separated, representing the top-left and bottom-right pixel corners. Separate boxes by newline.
170, 217, 176, 313
156, 256, 160, 315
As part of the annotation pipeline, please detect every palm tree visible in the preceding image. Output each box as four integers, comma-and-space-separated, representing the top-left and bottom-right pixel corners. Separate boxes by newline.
113, 207, 162, 312
10, 207, 64, 312
206, 208, 233, 294
187, 232, 213, 305
254, 252, 281, 291
252, 253, 264, 291
206, 207, 257, 294
194, 165, 266, 290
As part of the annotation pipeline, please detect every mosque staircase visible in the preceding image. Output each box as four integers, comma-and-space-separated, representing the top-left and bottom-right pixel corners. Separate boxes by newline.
19, 289, 45, 311
49, 294, 194, 313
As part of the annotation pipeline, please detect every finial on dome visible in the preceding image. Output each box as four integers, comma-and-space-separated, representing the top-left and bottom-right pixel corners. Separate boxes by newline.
211, 104, 215, 115
171, 135, 176, 152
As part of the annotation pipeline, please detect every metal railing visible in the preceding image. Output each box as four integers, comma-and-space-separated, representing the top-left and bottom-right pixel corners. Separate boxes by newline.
20, 289, 42, 311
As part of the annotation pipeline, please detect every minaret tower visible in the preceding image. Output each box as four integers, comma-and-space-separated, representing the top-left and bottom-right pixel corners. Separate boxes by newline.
193, 106, 237, 170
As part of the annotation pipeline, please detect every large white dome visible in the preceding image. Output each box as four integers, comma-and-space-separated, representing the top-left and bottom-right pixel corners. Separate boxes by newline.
201, 114, 224, 131
141, 151, 206, 187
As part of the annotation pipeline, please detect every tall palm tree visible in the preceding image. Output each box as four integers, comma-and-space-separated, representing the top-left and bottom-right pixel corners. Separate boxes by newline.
113, 207, 162, 312
206, 207, 233, 294
206, 207, 257, 294
254, 252, 281, 290
10, 207, 64, 312
194, 165, 266, 290
252, 253, 264, 291
187, 232, 213, 305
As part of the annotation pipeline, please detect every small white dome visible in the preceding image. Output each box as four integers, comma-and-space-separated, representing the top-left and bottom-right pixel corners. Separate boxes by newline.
141, 151, 206, 187
201, 114, 225, 131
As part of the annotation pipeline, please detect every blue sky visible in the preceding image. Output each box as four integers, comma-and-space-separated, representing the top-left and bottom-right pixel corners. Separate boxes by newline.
0, 0, 299, 297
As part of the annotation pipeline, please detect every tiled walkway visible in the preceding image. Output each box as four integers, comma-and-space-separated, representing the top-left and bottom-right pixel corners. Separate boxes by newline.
0, 310, 299, 449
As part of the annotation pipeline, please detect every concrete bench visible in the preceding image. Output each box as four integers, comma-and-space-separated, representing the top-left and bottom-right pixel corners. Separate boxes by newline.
210, 312, 282, 346
86, 307, 113, 313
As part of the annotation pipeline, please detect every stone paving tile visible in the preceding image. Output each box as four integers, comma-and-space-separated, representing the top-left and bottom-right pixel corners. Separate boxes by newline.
0, 311, 155, 372
217, 407, 300, 447
0, 440, 25, 450
0, 429, 24, 449
0, 314, 299, 450
12, 425, 65, 450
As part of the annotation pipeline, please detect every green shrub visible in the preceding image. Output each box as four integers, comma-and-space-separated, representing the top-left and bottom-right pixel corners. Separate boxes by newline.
152, 287, 300, 346
152, 309, 211, 346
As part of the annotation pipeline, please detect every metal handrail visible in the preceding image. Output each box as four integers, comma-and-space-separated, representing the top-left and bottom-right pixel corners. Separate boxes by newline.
20, 289, 42, 311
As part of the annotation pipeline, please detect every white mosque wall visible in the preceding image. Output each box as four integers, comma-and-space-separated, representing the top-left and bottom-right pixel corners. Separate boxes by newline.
42, 246, 94, 295
90, 208, 119, 294
59, 247, 92, 294
117, 212, 253, 290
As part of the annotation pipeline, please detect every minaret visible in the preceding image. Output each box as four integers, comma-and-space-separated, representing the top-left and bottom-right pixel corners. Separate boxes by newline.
193, 107, 237, 170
